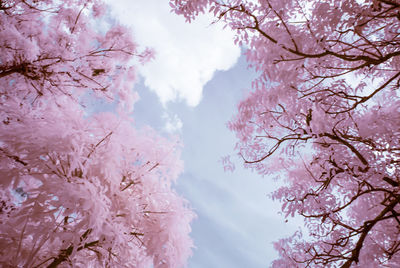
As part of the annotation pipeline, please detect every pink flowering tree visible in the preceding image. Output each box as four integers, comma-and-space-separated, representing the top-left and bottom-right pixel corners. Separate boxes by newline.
171, 0, 400, 267
0, 1, 194, 267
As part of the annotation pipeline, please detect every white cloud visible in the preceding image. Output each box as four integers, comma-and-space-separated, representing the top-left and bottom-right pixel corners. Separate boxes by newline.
105, 0, 240, 107
162, 112, 183, 133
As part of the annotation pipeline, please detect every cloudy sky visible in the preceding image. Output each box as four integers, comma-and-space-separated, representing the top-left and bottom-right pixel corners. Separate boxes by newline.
105, 1, 302, 267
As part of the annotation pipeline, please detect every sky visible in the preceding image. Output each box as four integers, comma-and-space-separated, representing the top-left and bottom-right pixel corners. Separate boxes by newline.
104, 1, 302, 267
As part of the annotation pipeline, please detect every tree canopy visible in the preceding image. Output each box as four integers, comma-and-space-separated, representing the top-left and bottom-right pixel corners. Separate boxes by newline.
171, 0, 400, 266
0, 1, 194, 267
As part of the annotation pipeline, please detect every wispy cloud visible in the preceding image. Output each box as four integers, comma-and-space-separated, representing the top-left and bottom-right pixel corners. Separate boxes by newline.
162, 111, 183, 133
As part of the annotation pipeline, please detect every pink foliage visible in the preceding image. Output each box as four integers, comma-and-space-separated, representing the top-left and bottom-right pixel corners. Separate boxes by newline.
171, 0, 400, 266
0, 0, 194, 267
221, 155, 235, 172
